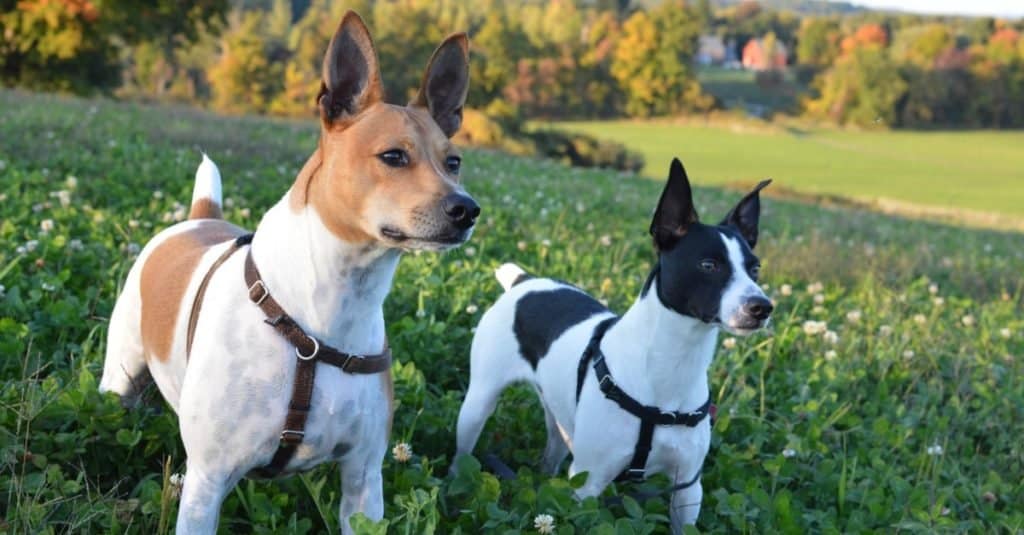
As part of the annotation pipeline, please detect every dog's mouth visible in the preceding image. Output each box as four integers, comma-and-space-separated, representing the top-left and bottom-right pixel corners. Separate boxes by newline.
380, 226, 470, 250
723, 315, 770, 336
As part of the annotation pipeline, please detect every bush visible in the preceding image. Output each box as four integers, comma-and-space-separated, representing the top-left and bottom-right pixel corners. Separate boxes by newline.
527, 129, 645, 173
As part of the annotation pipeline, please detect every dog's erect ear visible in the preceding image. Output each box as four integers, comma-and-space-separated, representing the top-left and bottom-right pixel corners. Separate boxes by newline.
720, 179, 771, 249
319, 11, 383, 125
650, 158, 699, 251
410, 33, 469, 138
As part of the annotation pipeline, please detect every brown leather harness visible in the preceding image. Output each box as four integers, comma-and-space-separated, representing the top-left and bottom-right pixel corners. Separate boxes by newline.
185, 233, 392, 477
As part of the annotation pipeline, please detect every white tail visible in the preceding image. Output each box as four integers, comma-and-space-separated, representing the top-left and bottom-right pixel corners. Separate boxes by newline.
188, 153, 224, 220
495, 263, 527, 291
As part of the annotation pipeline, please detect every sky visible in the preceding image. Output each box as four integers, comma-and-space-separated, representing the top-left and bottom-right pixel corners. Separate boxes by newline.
837, 0, 1024, 18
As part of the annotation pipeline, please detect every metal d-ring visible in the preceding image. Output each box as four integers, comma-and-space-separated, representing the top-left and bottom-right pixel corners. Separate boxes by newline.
295, 336, 320, 361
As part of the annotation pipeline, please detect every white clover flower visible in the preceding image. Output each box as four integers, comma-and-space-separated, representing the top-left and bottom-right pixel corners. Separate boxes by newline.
464, 246, 476, 257
69, 239, 84, 251
961, 315, 975, 327
928, 283, 938, 295
812, 305, 826, 314
465, 304, 478, 314
169, 473, 185, 499
16, 246, 26, 255
933, 297, 945, 307
813, 293, 825, 305
66, 175, 78, 189
807, 282, 824, 294
41, 282, 56, 291
533, 513, 555, 534
415, 308, 426, 318
779, 284, 792, 296
722, 337, 736, 350
128, 219, 139, 229
0, 284, 5, 297
913, 314, 927, 325
153, 190, 163, 199
575, 202, 585, 213
599, 235, 612, 247
541, 239, 551, 247
878, 325, 893, 336
0, 159, 6, 170
823, 330, 839, 345
824, 349, 837, 360
517, 241, 527, 251
126, 243, 141, 255
173, 207, 186, 221
802, 320, 827, 335
903, 349, 915, 358
782, 448, 796, 458
392, 442, 412, 462
999, 328, 1012, 339
239, 208, 251, 218
40, 219, 54, 233
926, 444, 943, 456
846, 310, 862, 323
51, 189, 71, 207
32, 203, 44, 213
26, 240, 39, 252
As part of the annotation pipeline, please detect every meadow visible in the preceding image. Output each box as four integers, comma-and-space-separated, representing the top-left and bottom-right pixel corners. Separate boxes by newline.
546, 119, 1024, 229
1, 89, 1022, 533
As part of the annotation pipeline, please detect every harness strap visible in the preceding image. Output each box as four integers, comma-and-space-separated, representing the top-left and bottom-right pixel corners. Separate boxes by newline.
575, 316, 712, 483
185, 233, 254, 358
241, 247, 391, 477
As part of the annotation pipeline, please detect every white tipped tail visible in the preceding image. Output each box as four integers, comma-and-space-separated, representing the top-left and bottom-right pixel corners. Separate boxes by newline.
495, 263, 527, 291
188, 153, 224, 220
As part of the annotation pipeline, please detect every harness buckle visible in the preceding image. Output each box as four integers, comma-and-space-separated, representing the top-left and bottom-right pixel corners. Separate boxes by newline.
248, 280, 269, 305
626, 468, 646, 479
598, 372, 612, 388
295, 336, 320, 361
280, 429, 305, 444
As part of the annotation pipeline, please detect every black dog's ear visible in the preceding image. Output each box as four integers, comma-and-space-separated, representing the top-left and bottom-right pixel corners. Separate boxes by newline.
650, 158, 699, 251
720, 179, 771, 249
410, 33, 470, 138
319, 11, 383, 125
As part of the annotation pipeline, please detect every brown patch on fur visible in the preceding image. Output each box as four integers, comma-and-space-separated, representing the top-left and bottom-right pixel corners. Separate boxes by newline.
381, 370, 394, 439
140, 221, 246, 362
188, 198, 223, 220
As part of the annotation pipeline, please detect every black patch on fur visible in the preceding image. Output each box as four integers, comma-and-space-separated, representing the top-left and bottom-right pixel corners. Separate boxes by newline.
514, 288, 608, 369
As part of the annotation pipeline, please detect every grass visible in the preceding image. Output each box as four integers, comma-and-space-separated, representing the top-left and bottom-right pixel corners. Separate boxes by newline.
545, 119, 1024, 228
1, 88, 1023, 533
696, 66, 801, 113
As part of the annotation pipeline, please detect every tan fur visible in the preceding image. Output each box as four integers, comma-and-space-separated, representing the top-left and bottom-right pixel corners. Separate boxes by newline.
140, 221, 246, 362
189, 198, 223, 220
292, 103, 461, 244
381, 371, 394, 439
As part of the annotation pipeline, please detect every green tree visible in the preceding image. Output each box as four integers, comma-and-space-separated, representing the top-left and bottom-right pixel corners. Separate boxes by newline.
207, 10, 283, 114
796, 17, 840, 67
611, 1, 705, 117
804, 46, 907, 126
0, 0, 227, 93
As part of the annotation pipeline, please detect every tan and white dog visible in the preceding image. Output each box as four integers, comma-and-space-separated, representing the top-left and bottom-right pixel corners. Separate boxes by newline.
99, 12, 475, 533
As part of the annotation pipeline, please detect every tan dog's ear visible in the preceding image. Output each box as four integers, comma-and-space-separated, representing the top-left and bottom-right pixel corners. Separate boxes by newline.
319, 11, 383, 125
410, 33, 469, 138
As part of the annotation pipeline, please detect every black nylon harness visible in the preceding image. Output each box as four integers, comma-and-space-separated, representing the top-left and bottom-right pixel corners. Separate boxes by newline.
576, 317, 711, 487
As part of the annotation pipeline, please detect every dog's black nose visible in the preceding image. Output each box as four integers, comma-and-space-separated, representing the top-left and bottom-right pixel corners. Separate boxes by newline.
742, 297, 774, 320
442, 193, 480, 230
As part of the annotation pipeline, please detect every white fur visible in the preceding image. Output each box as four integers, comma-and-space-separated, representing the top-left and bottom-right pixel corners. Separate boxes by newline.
495, 262, 526, 291
191, 153, 222, 206
719, 234, 769, 335
101, 158, 397, 534
457, 255, 768, 532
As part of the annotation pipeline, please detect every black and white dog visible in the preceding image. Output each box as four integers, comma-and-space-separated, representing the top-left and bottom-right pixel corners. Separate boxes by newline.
455, 158, 772, 529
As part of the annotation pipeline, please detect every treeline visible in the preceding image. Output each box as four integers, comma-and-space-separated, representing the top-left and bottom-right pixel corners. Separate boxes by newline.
796, 16, 1024, 128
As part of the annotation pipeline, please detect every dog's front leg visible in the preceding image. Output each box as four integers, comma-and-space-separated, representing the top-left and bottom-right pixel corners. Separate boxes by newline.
669, 476, 703, 532
176, 461, 236, 534
337, 450, 385, 534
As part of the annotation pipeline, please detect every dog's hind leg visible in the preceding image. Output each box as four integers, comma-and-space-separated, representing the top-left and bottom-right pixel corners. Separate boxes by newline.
455, 378, 503, 460
99, 266, 151, 407
539, 404, 569, 475
670, 477, 703, 531
175, 461, 235, 534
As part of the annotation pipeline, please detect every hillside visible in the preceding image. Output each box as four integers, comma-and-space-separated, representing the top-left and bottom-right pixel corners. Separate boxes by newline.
1, 90, 1021, 533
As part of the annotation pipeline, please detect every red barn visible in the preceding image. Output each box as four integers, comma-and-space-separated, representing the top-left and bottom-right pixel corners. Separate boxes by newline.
742, 38, 788, 71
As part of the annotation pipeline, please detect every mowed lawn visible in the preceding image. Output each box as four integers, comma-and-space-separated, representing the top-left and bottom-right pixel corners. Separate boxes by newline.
547, 120, 1024, 223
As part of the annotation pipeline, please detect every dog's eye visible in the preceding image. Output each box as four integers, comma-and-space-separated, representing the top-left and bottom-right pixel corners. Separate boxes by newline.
749, 264, 761, 279
378, 149, 409, 168
445, 155, 461, 174
699, 259, 719, 272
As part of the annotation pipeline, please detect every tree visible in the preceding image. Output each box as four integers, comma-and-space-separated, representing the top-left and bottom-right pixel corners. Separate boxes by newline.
796, 17, 840, 67
0, 0, 227, 93
611, 1, 706, 117
207, 10, 283, 114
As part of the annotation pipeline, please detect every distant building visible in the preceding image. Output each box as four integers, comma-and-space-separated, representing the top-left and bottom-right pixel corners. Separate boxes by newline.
741, 38, 788, 71
696, 35, 727, 66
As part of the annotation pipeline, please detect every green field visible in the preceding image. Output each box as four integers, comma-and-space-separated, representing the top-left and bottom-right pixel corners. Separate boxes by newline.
2, 89, 1023, 533
547, 120, 1024, 226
